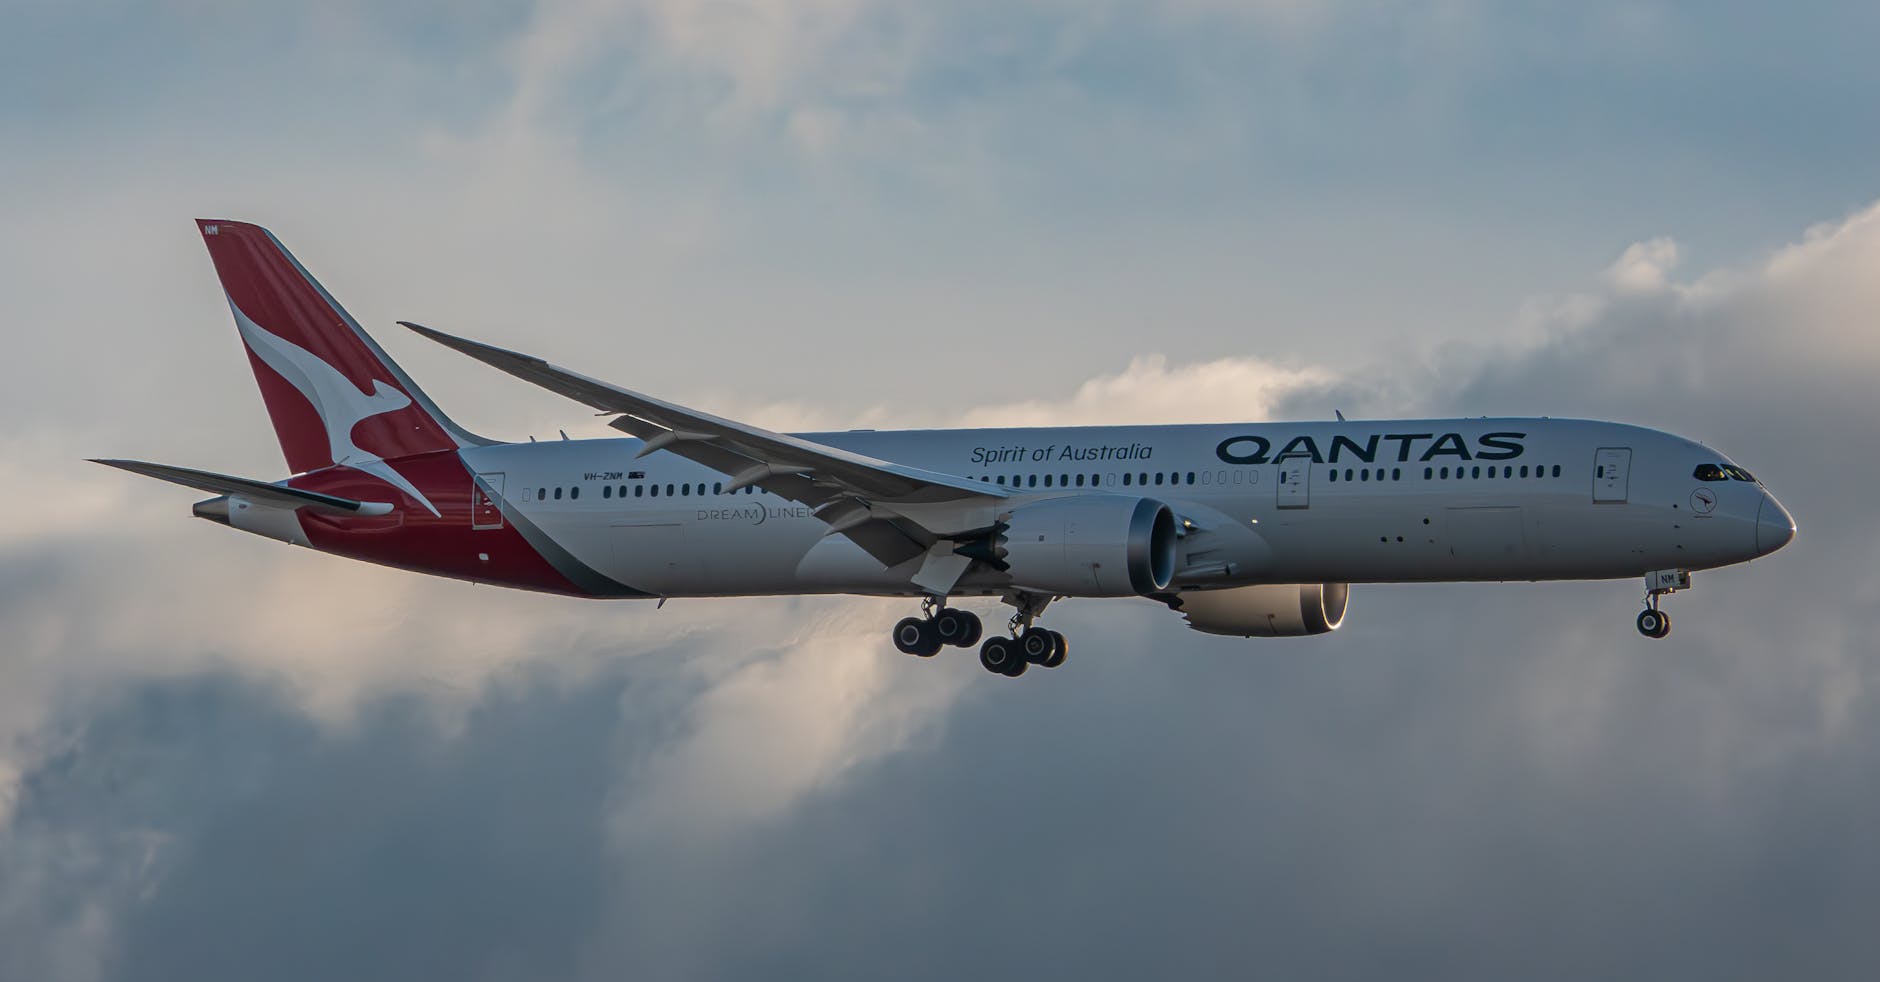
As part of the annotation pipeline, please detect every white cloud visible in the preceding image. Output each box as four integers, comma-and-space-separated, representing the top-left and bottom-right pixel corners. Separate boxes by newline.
1602, 235, 1680, 294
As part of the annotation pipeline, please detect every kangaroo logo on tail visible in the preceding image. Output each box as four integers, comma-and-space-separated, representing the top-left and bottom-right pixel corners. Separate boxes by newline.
232, 304, 441, 516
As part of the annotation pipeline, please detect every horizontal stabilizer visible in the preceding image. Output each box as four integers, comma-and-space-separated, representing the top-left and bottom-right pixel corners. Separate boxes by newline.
90, 459, 392, 515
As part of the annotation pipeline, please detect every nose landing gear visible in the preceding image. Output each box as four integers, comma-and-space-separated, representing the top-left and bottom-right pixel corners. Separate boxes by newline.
1636, 569, 1690, 639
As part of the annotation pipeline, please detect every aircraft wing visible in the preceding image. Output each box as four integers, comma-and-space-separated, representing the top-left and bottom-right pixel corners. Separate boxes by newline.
91, 459, 393, 515
402, 323, 1007, 569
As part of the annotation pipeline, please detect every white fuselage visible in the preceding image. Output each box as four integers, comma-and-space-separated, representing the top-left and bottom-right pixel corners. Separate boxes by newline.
460, 417, 1786, 599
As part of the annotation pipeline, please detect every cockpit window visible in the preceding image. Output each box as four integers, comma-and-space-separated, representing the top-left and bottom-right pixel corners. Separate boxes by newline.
1722, 465, 1757, 482
1693, 463, 1729, 481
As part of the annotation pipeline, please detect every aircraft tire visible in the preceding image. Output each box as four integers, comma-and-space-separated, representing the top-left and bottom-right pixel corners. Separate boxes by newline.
895, 617, 941, 656
933, 608, 980, 648
979, 636, 1022, 675
955, 611, 983, 648
1042, 631, 1068, 668
1636, 609, 1670, 639
1020, 628, 1058, 664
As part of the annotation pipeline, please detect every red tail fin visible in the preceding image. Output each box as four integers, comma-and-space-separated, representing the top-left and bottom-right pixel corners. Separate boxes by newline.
197, 220, 479, 474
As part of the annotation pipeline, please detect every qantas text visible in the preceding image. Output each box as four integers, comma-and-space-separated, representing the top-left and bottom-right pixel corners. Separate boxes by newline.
1214, 431, 1526, 465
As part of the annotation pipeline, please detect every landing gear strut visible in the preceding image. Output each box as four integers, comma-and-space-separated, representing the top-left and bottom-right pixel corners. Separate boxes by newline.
1637, 569, 1689, 639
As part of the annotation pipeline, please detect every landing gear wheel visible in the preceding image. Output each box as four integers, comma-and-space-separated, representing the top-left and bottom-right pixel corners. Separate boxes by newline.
932, 608, 982, 648
979, 636, 1026, 676
1042, 631, 1068, 669
1636, 609, 1670, 639
1019, 628, 1061, 665
893, 616, 941, 657
958, 612, 983, 648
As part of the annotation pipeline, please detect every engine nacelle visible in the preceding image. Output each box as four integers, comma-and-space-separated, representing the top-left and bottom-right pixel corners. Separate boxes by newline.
1173, 583, 1350, 637
995, 496, 1179, 597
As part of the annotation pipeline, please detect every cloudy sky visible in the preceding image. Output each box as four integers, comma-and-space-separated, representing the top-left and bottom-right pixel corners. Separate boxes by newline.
4, 1, 1879, 979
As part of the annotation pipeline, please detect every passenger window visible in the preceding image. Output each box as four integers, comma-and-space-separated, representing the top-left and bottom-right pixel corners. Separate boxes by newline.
1122, 473, 1132, 486
1092, 474, 1100, 486
1062, 474, 1070, 486
634, 485, 644, 498
537, 488, 547, 500
1424, 467, 1433, 479
1597, 465, 1605, 478
715, 482, 723, 494
1329, 470, 1338, 483
650, 485, 660, 497
1392, 468, 1402, 481
1471, 467, 1481, 479
1186, 472, 1196, 485
1552, 465, 1561, 477
1519, 466, 1529, 478
1154, 473, 1164, 486
554, 487, 563, 499
1075, 474, 1085, 487
1359, 469, 1369, 482
574, 486, 582, 500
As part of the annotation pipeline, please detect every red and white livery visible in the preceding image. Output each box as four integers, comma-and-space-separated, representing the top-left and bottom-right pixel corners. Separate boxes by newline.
99, 221, 1796, 677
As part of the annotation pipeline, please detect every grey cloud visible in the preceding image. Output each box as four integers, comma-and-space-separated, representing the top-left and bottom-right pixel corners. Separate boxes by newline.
5, 582, 1878, 982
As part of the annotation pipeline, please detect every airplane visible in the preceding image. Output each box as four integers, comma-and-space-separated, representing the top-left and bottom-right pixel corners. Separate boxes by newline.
96, 220, 1797, 678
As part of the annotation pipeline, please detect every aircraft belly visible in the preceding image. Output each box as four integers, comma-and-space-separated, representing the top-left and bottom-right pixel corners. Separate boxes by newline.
1244, 493, 1674, 584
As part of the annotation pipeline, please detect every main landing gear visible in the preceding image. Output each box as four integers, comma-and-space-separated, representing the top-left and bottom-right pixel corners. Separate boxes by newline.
890, 592, 1068, 678
892, 597, 984, 658
1636, 569, 1691, 639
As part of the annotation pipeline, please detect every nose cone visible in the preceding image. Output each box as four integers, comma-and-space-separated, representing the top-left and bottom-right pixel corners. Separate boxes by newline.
1756, 493, 1796, 556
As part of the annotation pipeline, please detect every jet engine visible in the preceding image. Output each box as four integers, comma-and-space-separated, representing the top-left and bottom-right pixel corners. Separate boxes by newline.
1171, 583, 1350, 637
968, 496, 1179, 597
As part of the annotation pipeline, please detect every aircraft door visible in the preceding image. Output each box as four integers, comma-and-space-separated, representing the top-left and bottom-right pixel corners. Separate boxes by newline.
1592, 448, 1631, 503
1276, 460, 1310, 509
471, 472, 506, 529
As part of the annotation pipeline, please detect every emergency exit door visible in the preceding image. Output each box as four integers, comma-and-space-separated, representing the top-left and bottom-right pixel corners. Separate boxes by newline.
1276, 460, 1310, 508
471, 472, 506, 529
1592, 448, 1631, 503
